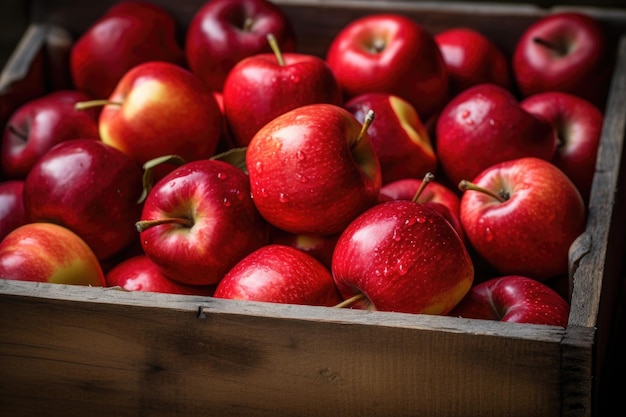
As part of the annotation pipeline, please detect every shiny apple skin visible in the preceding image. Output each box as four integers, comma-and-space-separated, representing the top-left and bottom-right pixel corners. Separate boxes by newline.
214, 244, 341, 306
449, 275, 570, 327
23, 139, 144, 261
459, 157, 586, 281
223, 52, 344, 147
0, 222, 106, 286
139, 159, 270, 286
332, 200, 474, 314
106, 255, 215, 296
185, 0, 296, 92
0, 180, 27, 241
1, 90, 100, 179
246, 103, 382, 236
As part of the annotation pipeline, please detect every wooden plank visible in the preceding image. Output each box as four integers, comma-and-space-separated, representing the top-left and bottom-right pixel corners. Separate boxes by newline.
0, 280, 566, 417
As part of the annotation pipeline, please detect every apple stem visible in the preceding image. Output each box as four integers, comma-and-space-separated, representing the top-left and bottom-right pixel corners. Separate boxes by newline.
267, 33, 285, 66
458, 180, 509, 202
411, 172, 435, 203
75, 99, 122, 111
532, 37, 567, 56
333, 293, 365, 308
243, 17, 254, 32
135, 217, 194, 232
7, 124, 27, 140
351, 110, 375, 149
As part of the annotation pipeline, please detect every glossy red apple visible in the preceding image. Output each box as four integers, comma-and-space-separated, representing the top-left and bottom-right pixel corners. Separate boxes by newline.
436, 83, 557, 185
214, 244, 341, 306
70, 0, 185, 99
344, 92, 436, 185
1, 90, 99, 179
0, 222, 106, 286
434, 27, 512, 95
78, 61, 223, 168
520, 91, 604, 203
136, 159, 270, 286
332, 200, 474, 314
223, 35, 343, 147
246, 103, 382, 236
23, 139, 144, 261
449, 275, 570, 327
106, 254, 215, 295
512, 12, 611, 107
269, 227, 339, 271
185, 0, 296, 92
0, 180, 27, 241
458, 157, 586, 281
326, 13, 449, 122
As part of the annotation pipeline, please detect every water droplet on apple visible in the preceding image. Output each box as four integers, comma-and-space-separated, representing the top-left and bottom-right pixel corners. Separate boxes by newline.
489, 118, 495, 126
461, 110, 470, 118
405, 217, 416, 226
279, 193, 289, 202
255, 161, 263, 173
416, 216, 426, 224
392, 229, 401, 241
297, 150, 306, 160
485, 227, 494, 242
223, 197, 231, 207
217, 171, 227, 180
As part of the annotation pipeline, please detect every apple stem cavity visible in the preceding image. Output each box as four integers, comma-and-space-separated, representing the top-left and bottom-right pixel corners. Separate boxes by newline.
135, 217, 194, 232
532, 37, 567, 56
412, 172, 435, 203
7, 124, 27, 140
75, 99, 122, 111
333, 293, 365, 308
351, 109, 375, 150
267, 33, 285, 66
458, 180, 509, 202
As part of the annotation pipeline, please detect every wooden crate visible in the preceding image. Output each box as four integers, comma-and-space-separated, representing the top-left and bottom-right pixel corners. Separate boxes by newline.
1, 1, 626, 416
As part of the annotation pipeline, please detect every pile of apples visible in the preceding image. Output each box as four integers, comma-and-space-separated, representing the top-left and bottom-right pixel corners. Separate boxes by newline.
0, 0, 612, 328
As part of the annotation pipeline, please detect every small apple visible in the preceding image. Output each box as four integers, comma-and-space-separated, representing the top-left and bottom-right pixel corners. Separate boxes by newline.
520, 91, 604, 203
0, 180, 27, 241
344, 92, 436, 185
449, 275, 570, 327
106, 254, 216, 295
214, 244, 341, 306
185, 0, 296, 92
458, 157, 586, 281
512, 11, 611, 107
332, 200, 474, 314
246, 103, 382, 236
77, 61, 223, 169
136, 159, 270, 286
1, 90, 100, 179
326, 13, 449, 122
434, 27, 512, 95
23, 139, 144, 261
0, 222, 106, 286
223, 34, 343, 147
436, 83, 557, 186
70, 0, 185, 99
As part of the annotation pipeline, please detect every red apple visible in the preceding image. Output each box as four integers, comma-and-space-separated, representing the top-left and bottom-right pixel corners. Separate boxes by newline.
246, 103, 382, 236
185, 0, 296, 92
106, 254, 215, 295
0, 222, 106, 286
136, 159, 270, 286
331, 200, 474, 314
434, 27, 512, 95
326, 13, 449, 122
70, 0, 185, 99
378, 175, 464, 242
78, 61, 223, 169
269, 227, 339, 271
0, 180, 27, 241
344, 92, 437, 185
520, 91, 604, 203
223, 35, 343, 147
1, 90, 100, 179
214, 244, 341, 306
436, 83, 557, 186
512, 12, 611, 107
23, 139, 144, 261
449, 275, 570, 327
458, 157, 586, 281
